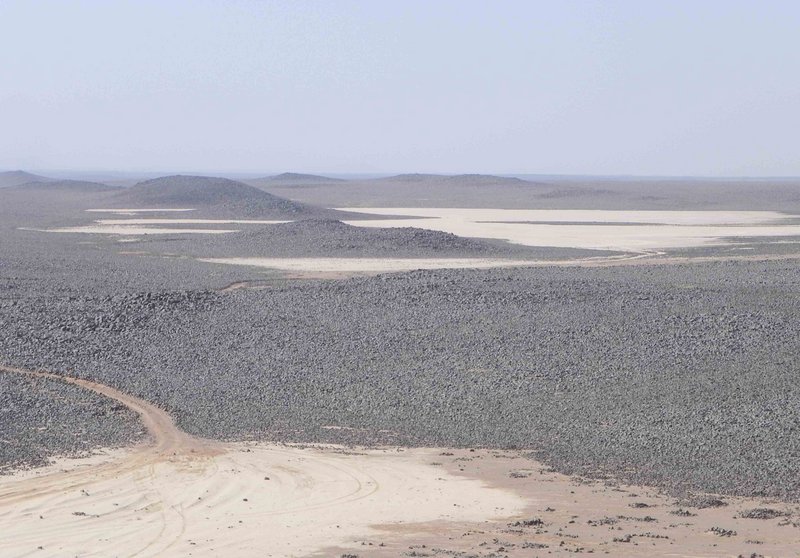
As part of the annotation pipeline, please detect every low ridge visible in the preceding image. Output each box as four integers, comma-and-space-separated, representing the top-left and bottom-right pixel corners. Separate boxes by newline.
0, 171, 53, 189
264, 172, 343, 183
382, 173, 530, 185
243, 172, 345, 190
6, 179, 120, 193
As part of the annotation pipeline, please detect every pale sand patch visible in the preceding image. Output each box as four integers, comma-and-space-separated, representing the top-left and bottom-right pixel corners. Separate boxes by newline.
95, 219, 291, 225
0, 445, 524, 558
29, 226, 238, 235
86, 208, 197, 214
0, 365, 524, 557
199, 257, 539, 274
339, 208, 792, 226
339, 208, 800, 251
325, 449, 800, 557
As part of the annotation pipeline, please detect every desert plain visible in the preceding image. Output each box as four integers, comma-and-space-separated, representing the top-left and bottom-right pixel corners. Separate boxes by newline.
1, 171, 800, 557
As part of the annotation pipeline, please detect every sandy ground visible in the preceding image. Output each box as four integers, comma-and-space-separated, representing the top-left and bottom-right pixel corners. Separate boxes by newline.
0, 447, 526, 558
339, 208, 792, 225
94, 219, 291, 225
339, 208, 800, 251
86, 209, 197, 214
1, 366, 798, 557
0, 366, 521, 558
29, 226, 238, 235
198, 253, 800, 278
33, 219, 286, 235
199, 257, 548, 274
323, 451, 800, 558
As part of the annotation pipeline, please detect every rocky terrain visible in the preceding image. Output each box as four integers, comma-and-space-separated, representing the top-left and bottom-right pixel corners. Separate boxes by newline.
1, 252, 799, 500
133, 219, 612, 260
0, 373, 143, 472
1, 174, 800, 504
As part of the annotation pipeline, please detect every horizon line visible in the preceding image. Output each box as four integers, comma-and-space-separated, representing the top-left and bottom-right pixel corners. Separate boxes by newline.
4, 168, 800, 181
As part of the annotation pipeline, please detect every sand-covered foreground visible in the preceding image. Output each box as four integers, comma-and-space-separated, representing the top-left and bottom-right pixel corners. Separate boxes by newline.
0, 366, 522, 557
340, 208, 800, 251
0, 445, 526, 557
4, 445, 800, 558
2, 366, 799, 557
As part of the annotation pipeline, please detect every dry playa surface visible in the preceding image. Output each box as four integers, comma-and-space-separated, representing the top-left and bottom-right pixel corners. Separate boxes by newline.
85, 208, 198, 214
1, 367, 797, 558
198, 257, 546, 275
34, 225, 240, 235
340, 208, 800, 251
28, 209, 800, 253
94, 219, 292, 225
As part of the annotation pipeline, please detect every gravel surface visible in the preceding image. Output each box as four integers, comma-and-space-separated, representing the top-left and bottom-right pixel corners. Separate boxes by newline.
0, 373, 144, 473
1, 257, 799, 500
2, 180, 799, 502
133, 219, 615, 260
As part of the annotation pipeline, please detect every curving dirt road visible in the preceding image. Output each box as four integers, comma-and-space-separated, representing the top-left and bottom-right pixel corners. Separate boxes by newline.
0, 364, 523, 557
0, 364, 214, 455
2, 365, 799, 557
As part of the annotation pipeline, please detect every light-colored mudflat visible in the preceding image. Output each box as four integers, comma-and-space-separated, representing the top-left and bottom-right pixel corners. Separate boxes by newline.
341, 208, 792, 225
1, 365, 797, 557
31, 218, 288, 235
29, 225, 238, 235
95, 219, 291, 225
339, 208, 800, 251
199, 254, 800, 278
199, 257, 542, 274
86, 208, 197, 214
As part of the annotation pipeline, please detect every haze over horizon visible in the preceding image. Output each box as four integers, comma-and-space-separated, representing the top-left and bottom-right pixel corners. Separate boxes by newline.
2, 0, 799, 177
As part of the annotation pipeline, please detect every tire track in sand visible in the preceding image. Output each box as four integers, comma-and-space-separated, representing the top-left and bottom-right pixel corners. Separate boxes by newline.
0, 364, 221, 556
0, 363, 222, 506
0, 364, 522, 557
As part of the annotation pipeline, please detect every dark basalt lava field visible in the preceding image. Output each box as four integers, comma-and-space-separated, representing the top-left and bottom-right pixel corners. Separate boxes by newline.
2, 172, 800, 504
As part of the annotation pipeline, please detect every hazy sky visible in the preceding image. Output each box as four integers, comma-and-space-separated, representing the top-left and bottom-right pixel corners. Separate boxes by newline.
1, 1, 799, 176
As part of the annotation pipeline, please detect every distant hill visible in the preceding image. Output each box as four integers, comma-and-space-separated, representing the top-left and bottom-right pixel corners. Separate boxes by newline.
382, 173, 444, 182
244, 172, 345, 190
109, 175, 327, 217
5, 179, 120, 193
265, 172, 344, 183
0, 171, 53, 188
381, 173, 531, 186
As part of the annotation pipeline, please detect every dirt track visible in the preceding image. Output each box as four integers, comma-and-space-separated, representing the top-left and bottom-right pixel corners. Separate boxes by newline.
0, 365, 522, 557
2, 365, 799, 557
